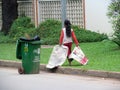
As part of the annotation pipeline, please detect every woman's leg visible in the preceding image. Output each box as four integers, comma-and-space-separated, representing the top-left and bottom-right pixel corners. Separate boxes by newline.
64, 42, 73, 65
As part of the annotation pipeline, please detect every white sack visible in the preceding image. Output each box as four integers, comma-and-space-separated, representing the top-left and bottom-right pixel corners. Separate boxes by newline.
46, 45, 68, 69
69, 46, 88, 65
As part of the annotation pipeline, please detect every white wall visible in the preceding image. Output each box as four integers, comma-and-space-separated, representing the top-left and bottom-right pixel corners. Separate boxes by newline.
85, 0, 113, 35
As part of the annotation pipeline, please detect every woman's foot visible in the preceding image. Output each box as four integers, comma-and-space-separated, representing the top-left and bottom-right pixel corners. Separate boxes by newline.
68, 58, 73, 66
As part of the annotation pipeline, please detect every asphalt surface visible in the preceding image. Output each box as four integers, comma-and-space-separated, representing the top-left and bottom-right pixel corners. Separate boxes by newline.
0, 67, 120, 90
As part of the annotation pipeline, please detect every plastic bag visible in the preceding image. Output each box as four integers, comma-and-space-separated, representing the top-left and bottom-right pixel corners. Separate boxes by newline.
69, 46, 88, 65
46, 45, 68, 69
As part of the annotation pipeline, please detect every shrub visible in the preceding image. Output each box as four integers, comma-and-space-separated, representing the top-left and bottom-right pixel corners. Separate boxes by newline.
112, 35, 120, 46
1, 19, 108, 44
73, 26, 108, 42
0, 32, 11, 43
36, 19, 61, 44
9, 16, 36, 41
111, 29, 120, 46
36, 20, 108, 45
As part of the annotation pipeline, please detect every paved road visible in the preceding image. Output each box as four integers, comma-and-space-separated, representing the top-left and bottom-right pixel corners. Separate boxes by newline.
0, 67, 120, 90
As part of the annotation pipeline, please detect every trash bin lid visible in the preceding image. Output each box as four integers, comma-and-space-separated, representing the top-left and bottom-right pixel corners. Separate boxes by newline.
18, 36, 41, 44
30, 41, 41, 44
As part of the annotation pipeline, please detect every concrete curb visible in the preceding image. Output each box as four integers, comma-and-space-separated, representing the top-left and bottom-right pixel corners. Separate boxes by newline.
0, 60, 120, 79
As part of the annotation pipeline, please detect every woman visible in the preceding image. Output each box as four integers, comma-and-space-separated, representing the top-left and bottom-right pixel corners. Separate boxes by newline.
59, 19, 79, 65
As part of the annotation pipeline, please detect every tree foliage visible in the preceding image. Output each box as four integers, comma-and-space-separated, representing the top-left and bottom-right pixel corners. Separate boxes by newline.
107, 0, 120, 46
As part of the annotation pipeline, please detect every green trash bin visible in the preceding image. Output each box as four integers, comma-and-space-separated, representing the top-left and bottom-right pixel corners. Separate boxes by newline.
16, 37, 41, 74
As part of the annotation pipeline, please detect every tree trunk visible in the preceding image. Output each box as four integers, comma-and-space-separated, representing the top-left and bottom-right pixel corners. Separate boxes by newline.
1, 0, 18, 35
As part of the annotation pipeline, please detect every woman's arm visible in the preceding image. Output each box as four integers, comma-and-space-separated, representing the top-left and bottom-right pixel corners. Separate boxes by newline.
59, 30, 64, 45
71, 30, 79, 46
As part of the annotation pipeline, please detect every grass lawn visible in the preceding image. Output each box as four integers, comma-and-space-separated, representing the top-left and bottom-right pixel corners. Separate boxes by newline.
0, 40, 120, 72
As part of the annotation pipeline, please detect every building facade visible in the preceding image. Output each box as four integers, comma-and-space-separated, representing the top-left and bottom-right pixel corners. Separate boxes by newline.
0, 1, 2, 28
0, 0, 85, 29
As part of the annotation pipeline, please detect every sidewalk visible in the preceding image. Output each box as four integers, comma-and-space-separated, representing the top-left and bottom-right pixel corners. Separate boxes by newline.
41, 45, 54, 48
0, 60, 120, 80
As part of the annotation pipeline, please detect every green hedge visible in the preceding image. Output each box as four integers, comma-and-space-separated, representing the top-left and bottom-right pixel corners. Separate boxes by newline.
0, 32, 12, 43
35, 19, 61, 44
9, 16, 36, 41
73, 27, 108, 42
0, 17, 108, 44
36, 20, 108, 44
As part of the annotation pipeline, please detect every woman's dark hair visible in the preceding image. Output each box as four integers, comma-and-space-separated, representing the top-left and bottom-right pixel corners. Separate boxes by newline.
64, 19, 71, 37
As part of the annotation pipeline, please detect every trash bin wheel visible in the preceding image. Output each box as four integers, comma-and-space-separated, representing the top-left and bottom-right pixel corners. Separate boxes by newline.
18, 67, 24, 74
